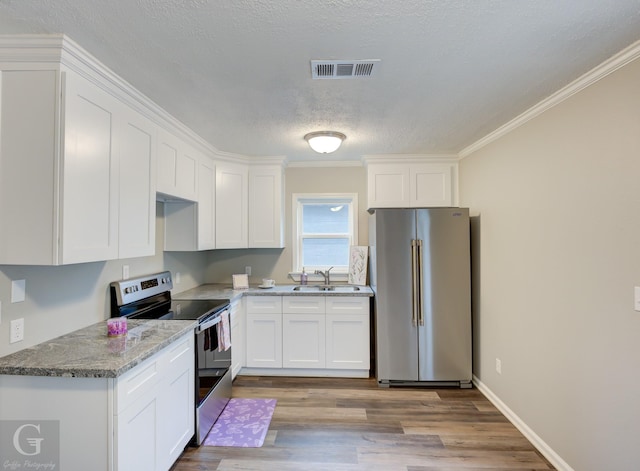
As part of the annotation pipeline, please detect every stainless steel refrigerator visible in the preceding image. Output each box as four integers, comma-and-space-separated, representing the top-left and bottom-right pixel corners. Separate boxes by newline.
369, 208, 472, 388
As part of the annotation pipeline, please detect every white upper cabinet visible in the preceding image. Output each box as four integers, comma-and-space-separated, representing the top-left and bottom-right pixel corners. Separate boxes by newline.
164, 152, 216, 251
366, 159, 458, 209
157, 129, 198, 202
0, 68, 121, 264
216, 161, 249, 249
0, 65, 159, 265
249, 164, 284, 248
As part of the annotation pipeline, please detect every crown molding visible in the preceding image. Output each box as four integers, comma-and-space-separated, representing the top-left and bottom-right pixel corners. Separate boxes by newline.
287, 159, 363, 168
459, 39, 640, 159
0, 34, 221, 158
361, 154, 459, 166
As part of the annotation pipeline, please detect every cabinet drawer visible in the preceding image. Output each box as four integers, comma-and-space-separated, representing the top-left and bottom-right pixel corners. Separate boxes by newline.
283, 296, 325, 314
326, 297, 369, 315
162, 334, 194, 379
116, 353, 162, 414
246, 296, 282, 313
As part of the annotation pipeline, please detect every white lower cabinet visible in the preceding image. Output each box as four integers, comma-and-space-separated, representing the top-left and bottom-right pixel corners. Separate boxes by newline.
0, 332, 195, 471
282, 297, 325, 368
246, 296, 283, 368
245, 295, 370, 376
116, 331, 194, 471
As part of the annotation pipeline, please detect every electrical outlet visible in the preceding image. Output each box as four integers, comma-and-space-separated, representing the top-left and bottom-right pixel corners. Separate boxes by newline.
495, 358, 502, 375
176, 272, 181, 284
122, 265, 130, 280
634, 286, 640, 312
10, 318, 24, 343
245, 266, 252, 276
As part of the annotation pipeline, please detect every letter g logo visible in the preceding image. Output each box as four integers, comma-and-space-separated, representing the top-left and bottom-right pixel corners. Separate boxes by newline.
12, 423, 44, 456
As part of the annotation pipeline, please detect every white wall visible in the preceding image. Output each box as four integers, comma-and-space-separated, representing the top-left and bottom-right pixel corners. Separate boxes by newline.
206, 165, 368, 284
459, 51, 640, 470
0, 203, 208, 357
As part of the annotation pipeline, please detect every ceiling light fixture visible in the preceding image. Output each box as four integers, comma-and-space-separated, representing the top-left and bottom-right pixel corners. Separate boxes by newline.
304, 131, 346, 154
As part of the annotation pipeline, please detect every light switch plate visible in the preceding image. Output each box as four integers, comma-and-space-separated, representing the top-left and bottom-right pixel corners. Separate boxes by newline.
11, 279, 26, 303
634, 286, 640, 312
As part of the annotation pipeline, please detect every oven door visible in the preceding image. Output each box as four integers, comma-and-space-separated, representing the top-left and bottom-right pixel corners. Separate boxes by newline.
194, 309, 232, 445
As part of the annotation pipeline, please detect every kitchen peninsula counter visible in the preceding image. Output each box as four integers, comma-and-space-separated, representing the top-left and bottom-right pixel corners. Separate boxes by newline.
0, 319, 196, 378
173, 283, 373, 300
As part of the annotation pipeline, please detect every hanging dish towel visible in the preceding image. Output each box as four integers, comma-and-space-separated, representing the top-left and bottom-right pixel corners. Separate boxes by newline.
216, 310, 231, 352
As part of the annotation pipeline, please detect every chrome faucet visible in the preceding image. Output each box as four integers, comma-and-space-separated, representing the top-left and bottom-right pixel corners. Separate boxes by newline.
315, 266, 333, 285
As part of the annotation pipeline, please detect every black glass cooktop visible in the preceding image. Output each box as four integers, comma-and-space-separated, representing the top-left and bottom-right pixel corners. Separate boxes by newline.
168, 299, 230, 322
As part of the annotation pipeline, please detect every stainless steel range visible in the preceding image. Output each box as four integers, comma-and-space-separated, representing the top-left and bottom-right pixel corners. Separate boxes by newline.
110, 271, 232, 445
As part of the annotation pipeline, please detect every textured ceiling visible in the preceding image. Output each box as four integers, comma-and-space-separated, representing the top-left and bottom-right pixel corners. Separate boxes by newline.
1, 0, 640, 162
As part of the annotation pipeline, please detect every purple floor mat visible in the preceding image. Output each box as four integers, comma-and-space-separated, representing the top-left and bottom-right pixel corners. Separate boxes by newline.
203, 398, 277, 447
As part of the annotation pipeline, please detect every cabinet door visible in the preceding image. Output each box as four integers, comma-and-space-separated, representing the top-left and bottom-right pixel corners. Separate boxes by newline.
249, 165, 284, 248
326, 314, 370, 369
326, 297, 370, 369
157, 130, 198, 201
116, 394, 159, 471
62, 70, 119, 263
216, 162, 249, 248
283, 314, 326, 368
118, 106, 156, 258
409, 163, 455, 207
367, 163, 410, 208
158, 334, 195, 470
246, 313, 282, 368
197, 156, 216, 250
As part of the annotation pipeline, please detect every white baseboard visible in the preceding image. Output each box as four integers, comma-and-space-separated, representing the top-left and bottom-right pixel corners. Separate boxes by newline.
473, 375, 574, 471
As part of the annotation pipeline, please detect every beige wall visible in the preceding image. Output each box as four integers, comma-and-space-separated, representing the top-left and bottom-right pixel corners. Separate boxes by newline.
459, 55, 640, 470
206, 165, 368, 284
0, 203, 208, 357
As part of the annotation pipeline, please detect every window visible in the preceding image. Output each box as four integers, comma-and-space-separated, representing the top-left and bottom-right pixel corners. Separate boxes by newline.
292, 194, 358, 274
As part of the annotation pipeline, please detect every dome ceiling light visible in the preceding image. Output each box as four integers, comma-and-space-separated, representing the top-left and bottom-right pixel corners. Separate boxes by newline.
304, 131, 346, 154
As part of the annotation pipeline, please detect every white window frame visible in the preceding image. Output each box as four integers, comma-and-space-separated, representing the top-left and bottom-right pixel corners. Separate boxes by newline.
291, 193, 359, 277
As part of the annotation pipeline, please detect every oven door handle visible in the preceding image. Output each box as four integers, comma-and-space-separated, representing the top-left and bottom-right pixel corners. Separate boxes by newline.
196, 309, 229, 333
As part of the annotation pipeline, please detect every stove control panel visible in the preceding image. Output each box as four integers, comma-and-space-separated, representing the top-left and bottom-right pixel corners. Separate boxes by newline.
111, 271, 173, 306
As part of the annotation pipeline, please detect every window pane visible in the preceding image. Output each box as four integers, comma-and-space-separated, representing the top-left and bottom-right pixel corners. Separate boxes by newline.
302, 204, 349, 234
302, 238, 349, 268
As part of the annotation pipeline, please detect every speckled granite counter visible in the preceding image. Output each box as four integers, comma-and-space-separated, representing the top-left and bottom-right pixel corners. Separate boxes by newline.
173, 283, 373, 300
0, 319, 197, 378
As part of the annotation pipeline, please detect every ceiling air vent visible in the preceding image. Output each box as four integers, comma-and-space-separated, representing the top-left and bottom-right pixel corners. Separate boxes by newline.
311, 59, 380, 79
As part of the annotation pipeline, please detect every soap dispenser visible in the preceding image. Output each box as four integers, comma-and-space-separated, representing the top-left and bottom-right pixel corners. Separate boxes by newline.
300, 267, 308, 285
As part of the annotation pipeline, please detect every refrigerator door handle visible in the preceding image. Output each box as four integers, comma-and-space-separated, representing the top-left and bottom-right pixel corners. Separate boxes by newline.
411, 239, 418, 327
417, 239, 425, 326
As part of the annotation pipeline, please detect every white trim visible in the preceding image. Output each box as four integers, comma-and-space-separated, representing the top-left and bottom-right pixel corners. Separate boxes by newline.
459, 39, 640, 159
473, 375, 574, 471
240, 368, 369, 378
0, 34, 285, 167
362, 154, 460, 166
288, 160, 363, 168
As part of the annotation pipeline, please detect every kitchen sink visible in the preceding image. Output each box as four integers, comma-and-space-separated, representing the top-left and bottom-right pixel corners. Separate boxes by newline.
291, 285, 360, 292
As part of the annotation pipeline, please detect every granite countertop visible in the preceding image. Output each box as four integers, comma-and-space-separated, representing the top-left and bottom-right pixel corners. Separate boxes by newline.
173, 283, 374, 300
0, 319, 197, 378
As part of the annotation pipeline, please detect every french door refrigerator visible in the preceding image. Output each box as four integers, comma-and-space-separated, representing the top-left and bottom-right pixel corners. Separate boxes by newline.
369, 207, 472, 388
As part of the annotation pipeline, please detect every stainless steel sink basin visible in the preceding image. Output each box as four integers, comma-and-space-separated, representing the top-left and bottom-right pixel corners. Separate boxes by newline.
291, 285, 360, 292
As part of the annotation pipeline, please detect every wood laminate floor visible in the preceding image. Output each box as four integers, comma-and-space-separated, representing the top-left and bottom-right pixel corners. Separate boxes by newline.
171, 376, 555, 471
